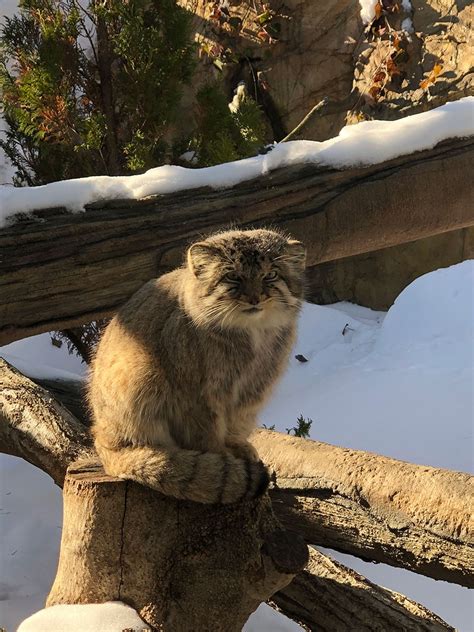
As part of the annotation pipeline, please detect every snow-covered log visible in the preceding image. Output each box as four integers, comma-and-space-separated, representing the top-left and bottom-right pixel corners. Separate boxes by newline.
273, 548, 454, 631
1, 360, 472, 590
1, 137, 473, 345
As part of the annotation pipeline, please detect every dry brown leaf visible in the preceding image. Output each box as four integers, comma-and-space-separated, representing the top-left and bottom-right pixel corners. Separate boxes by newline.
420, 63, 443, 90
369, 84, 383, 101
373, 70, 387, 83
386, 58, 401, 77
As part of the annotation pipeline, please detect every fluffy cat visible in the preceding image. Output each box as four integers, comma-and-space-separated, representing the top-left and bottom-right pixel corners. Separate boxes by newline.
88, 228, 305, 503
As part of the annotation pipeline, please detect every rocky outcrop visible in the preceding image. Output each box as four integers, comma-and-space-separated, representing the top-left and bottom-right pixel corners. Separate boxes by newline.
179, 0, 472, 140
349, 0, 473, 124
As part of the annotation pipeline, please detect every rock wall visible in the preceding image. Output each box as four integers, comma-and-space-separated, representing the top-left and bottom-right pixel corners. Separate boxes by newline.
349, 0, 473, 124
179, 0, 473, 140
306, 227, 474, 310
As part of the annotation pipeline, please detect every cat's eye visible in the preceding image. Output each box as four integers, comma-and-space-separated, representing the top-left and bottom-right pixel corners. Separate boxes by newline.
263, 271, 278, 282
224, 271, 240, 282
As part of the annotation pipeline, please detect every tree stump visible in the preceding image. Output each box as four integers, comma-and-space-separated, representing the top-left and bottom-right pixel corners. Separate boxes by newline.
47, 461, 309, 631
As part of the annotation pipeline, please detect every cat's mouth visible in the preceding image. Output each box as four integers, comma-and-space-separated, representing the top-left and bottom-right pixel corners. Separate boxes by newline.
243, 306, 263, 314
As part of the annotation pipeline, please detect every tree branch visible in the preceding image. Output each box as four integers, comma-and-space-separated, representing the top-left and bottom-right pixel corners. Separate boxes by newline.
279, 97, 328, 143
1, 138, 473, 344
251, 430, 474, 588
95, 11, 121, 175
272, 548, 454, 631
0, 359, 92, 486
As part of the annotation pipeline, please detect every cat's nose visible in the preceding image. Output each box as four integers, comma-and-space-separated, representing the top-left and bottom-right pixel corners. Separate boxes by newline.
248, 296, 260, 305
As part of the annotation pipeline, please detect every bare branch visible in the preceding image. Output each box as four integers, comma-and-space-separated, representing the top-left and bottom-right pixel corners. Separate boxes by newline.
0, 358, 92, 485
279, 97, 329, 143
272, 548, 454, 631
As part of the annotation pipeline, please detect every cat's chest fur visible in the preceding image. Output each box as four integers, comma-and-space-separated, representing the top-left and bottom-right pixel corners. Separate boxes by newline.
205, 325, 292, 410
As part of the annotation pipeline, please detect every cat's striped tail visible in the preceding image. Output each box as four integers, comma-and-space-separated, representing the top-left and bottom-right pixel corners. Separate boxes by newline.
96, 443, 269, 504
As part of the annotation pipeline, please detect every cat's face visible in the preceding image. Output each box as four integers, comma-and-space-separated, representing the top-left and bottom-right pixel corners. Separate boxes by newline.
187, 229, 306, 330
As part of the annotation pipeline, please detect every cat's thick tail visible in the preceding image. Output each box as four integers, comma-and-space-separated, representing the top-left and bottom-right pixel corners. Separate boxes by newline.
96, 443, 269, 504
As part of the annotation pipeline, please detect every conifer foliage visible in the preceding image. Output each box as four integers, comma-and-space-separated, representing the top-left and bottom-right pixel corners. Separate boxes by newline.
192, 82, 266, 167
1, 0, 267, 186
0, 0, 196, 183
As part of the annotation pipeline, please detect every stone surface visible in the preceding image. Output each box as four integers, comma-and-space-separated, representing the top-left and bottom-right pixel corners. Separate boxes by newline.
306, 226, 474, 309
349, 0, 474, 124
179, 0, 473, 141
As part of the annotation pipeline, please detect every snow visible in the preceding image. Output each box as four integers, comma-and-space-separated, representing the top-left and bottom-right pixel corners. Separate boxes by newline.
1, 262, 473, 631
17, 602, 150, 632
1, 97, 473, 225
16, 601, 301, 632
359, 0, 413, 25
402, 17, 414, 33
1, 333, 86, 381
359, 0, 379, 24
374, 262, 473, 371
0, 457, 63, 632
262, 262, 473, 472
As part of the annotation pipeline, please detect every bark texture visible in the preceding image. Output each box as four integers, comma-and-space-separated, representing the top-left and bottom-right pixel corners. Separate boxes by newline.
1, 138, 473, 345
273, 548, 454, 631
252, 430, 474, 588
0, 359, 92, 485
46, 461, 308, 632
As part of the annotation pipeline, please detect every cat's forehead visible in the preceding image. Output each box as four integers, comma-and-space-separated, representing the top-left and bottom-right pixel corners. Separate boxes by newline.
215, 231, 284, 263
229, 242, 267, 264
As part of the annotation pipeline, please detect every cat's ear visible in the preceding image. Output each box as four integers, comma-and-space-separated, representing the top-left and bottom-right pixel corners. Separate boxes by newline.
284, 239, 306, 267
187, 242, 220, 277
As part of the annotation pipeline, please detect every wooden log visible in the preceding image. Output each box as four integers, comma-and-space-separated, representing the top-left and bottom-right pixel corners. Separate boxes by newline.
272, 548, 454, 631
252, 430, 474, 588
1, 363, 472, 587
1, 138, 473, 344
46, 461, 309, 632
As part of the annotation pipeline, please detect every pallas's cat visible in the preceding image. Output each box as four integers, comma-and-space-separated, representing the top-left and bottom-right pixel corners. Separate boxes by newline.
88, 229, 306, 503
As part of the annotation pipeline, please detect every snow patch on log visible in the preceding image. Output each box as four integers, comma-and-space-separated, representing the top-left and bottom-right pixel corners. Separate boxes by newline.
17, 601, 150, 632
0, 98, 472, 225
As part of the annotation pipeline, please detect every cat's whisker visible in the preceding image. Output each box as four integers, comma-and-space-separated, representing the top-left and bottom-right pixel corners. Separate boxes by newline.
220, 303, 240, 329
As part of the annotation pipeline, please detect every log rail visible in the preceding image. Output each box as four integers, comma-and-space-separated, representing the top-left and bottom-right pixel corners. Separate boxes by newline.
1, 137, 473, 344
